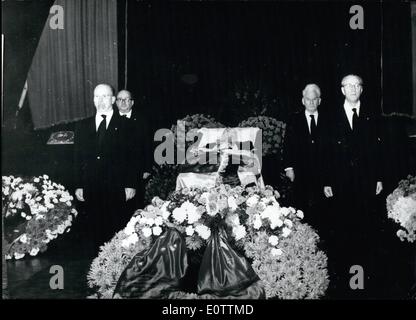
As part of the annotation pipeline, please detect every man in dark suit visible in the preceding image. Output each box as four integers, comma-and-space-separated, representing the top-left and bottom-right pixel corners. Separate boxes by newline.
323, 74, 384, 298
283, 84, 329, 235
74, 84, 137, 249
115, 90, 152, 210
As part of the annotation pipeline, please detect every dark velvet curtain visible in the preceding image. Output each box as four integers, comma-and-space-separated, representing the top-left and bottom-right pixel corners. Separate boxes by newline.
125, 2, 387, 136
27, 0, 118, 129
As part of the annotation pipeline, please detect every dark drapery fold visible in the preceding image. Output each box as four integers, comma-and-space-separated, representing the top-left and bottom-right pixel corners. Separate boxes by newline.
27, 0, 118, 129
113, 227, 265, 299
113, 229, 188, 299
197, 228, 265, 299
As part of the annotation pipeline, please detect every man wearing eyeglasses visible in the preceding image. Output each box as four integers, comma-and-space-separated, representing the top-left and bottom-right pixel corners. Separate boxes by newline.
115, 90, 152, 209
74, 84, 137, 249
323, 74, 384, 299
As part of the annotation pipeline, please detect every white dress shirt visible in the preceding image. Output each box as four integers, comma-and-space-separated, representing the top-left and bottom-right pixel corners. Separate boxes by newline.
343, 100, 360, 130
120, 110, 132, 119
305, 110, 319, 134
95, 109, 114, 131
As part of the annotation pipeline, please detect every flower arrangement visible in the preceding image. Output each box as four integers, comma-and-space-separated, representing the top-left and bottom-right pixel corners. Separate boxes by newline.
2, 175, 78, 259
88, 184, 329, 299
238, 116, 286, 156
386, 175, 416, 243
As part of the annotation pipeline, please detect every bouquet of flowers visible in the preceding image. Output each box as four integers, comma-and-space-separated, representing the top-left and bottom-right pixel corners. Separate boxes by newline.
386, 175, 416, 242
88, 184, 329, 299
238, 116, 286, 156
2, 175, 78, 259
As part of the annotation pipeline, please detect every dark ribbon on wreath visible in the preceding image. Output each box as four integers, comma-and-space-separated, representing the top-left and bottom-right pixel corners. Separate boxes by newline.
112, 224, 265, 299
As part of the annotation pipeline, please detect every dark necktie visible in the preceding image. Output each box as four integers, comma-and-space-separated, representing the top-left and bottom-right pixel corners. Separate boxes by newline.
310, 114, 317, 137
352, 108, 358, 131
97, 114, 107, 147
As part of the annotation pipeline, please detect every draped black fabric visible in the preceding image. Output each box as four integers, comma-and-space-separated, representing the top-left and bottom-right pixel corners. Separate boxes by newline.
113, 228, 265, 299
197, 228, 265, 299
113, 229, 188, 299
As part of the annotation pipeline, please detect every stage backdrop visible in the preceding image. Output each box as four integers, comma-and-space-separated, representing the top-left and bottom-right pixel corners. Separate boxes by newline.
27, 0, 118, 129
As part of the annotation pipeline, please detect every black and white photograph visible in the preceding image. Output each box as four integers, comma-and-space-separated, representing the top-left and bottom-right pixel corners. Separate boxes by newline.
2, 0, 416, 304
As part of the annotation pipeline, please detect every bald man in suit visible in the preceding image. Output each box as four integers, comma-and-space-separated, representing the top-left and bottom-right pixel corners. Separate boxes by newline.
74, 84, 137, 248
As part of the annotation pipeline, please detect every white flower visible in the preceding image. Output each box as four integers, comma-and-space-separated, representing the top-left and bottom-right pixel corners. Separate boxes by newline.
282, 227, 292, 237
253, 214, 262, 229
246, 195, 260, 207
146, 218, 155, 226
20, 234, 28, 244
53, 198, 58, 204
233, 225, 246, 241
284, 219, 293, 228
296, 210, 304, 219
14, 253, 25, 260
152, 226, 163, 236
29, 248, 40, 256
195, 225, 211, 240
161, 201, 171, 220
280, 207, 290, 217
154, 216, 164, 226
5, 254, 12, 260
270, 217, 283, 230
186, 225, 195, 236
271, 248, 283, 256
46, 203, 54, 209
21, 212, 27, 218
56, 225, 65, 234
121, 233, 139, 248
25, 215, 31, 221
268, 235, 279, 246
124, 217, 139, 235
227, 196, 238, 211
43, 174, 49, 179
206, 201, 219, 216
142, 227, 152, 238
172, 207, 187, 224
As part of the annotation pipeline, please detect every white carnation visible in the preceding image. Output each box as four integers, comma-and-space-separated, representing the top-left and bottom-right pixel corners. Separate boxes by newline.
268, 235, 279, 246
282, 227, 292, 237
29, 248, 40, 256
246, 195, 260, 207
186, 225, 195, 236
152, 226, 163, 236
154, 216, 164, 226
253, 215, 262, 229
172, 207, 187, 224
284, 219, 293, 228
142, 227, 152, 238
233, 225, 246, 241
195, 225, 211, 240
271, 248, 283, 257
227, 196, 238, 211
